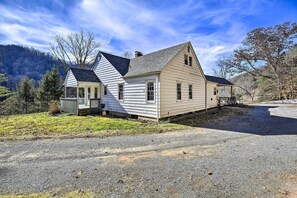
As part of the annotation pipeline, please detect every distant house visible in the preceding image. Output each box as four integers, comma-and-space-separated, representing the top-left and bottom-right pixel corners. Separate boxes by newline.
61, 42, 233, 119
205, 75, 234, 107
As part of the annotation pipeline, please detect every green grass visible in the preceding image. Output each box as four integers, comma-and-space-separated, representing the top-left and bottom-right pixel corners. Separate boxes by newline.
0, 113, 189, 140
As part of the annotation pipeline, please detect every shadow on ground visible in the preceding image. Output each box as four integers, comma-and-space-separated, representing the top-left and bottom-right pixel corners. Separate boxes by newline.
171, 105, 297, 136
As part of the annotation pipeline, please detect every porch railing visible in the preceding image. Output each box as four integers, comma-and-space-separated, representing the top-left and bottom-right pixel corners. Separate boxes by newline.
60, 98, 102, 115
60, 98, 77, 114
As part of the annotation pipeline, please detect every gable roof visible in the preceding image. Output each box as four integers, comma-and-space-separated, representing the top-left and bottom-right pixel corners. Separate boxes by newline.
100, 52, 130, 76
70, 68, 101, 83
125, 42, 188, 77
205, 75, 233, 85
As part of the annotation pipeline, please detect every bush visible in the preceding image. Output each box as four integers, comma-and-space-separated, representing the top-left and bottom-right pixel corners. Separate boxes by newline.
48, 100, 60, 115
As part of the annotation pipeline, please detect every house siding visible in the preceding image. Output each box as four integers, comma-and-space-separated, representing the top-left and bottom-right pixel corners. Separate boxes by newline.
94, 55, 159, 118
160, 44, 206, 118
65, 70, 77, 87
207, 82, 218, 108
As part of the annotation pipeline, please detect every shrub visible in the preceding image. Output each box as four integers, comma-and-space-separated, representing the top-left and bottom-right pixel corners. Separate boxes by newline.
48, 100, 60, 115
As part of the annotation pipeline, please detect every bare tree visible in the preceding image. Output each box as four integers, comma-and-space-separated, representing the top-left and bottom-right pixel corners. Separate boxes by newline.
50, 30, 100, 71
223, 22, 297, 100
212, 57, 233, 79
123, 51, 133, 59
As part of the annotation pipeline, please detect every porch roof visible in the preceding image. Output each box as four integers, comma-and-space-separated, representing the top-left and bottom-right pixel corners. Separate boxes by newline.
70, 68, 101, 83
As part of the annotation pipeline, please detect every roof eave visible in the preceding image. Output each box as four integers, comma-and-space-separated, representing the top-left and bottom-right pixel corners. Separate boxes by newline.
123, 71, 161, 79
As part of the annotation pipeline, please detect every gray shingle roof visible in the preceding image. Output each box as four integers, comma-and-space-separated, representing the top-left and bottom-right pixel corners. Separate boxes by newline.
100, 52, 130, 76
70, 68, 101, 83
205, 75, 233, 85
125, 42, 188, 77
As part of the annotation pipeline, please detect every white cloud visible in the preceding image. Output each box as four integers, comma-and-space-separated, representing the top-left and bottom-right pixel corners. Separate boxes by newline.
0, 0, 268, 73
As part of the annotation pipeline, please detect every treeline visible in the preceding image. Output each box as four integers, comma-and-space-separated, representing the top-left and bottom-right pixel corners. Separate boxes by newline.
214, 21, 297, 102
0, 45, 65, 90
0, 66, 63, 115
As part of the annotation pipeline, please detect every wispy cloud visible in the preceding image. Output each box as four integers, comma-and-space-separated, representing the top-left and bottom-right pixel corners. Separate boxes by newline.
0, 0, 296, 74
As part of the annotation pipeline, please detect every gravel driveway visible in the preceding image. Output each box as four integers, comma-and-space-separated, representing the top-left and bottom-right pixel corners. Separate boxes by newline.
1, 104, 297, 197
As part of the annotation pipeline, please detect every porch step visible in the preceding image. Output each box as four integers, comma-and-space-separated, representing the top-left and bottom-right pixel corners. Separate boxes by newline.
78, 109, 91, 116
78, 108, 101, 116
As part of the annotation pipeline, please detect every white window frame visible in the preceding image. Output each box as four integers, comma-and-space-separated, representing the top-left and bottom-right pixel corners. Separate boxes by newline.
189, 56, 192, 66
176, 82, 182, 101
145, 80, 156, 103
189, 84, 193, 100
184, 54, 188, 65
118, 83, 124, 101
103, 85, 108, 96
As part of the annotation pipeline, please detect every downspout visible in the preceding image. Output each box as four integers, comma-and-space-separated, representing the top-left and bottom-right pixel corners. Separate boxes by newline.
76, 82, 79, 116
157, 74, 160, 122
205, 81, 207, 111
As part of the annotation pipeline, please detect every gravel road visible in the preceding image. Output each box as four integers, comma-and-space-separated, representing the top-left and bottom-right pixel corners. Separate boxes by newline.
1, 104, 297, 197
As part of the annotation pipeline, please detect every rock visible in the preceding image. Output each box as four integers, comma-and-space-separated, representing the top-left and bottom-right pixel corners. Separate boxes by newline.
118, 179, 124, 184
278, 190, 287, 195
155, 189, 158, 191
183, 151, 187, 154
208, 172, 213, 175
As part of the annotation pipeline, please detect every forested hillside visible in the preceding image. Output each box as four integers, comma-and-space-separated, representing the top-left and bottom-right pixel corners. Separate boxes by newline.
0, 45, 65, 89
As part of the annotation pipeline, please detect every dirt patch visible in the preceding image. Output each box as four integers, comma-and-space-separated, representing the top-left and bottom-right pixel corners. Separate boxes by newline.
170, 106, 251, 127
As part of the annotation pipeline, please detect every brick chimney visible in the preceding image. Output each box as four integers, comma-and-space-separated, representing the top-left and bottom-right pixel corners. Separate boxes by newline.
135, 51, 143, 58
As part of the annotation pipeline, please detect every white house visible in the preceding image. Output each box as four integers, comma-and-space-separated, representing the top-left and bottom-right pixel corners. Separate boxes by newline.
61, 42, 233, 119
205, 75, 234, 107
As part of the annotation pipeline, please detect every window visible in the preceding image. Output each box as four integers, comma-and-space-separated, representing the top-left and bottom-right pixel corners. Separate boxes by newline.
184, 55, 188, 65
189, 56, 192, 66
214, 87, 217, 95
177, 83, 181, 100
146, 81, 155, 102
87, 87, 91, 99
104, 85, 107, 95
189, 84, 193, 99
95, 87, 98, 99
118, 84, 124, 100
187, 46, 190, 53
79, 87, 85, 98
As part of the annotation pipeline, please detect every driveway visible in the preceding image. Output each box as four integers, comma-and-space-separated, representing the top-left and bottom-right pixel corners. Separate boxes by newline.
1, 104, 297, 197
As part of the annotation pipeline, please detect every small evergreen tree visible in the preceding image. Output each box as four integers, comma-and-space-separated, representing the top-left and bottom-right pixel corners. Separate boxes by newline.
37, 65, 63, 102
17, 77, 35, 113
48, 65, 63, 101
0, 60, 10, 98
36, 70, 51, 101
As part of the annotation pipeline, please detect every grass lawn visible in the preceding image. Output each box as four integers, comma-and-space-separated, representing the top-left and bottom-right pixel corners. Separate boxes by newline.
0, 113, 189, 141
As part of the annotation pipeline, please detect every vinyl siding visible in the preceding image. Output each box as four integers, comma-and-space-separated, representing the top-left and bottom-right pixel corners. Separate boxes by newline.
94, 55, 159, 118
207, 82, 218, 108
65, 70, 77, 87
160, 44, 206, 118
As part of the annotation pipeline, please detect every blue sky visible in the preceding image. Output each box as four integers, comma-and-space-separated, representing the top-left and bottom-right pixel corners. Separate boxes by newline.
0, 0, 296, 74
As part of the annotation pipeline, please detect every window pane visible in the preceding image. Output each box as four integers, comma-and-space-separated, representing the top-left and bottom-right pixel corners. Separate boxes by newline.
104, 86, 107, 95
95, 88, 98, 99
79, 88, 85, 98
189, 85, 192, 99
214, 87, 217, 95
177, 83, 181, 100
184, 55, 188, 65
147, 81, 154, 101
118, 84, 123, 100
189, 56, 192, 66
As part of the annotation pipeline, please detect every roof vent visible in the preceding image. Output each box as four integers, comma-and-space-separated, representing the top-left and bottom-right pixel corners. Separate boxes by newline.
135, 51, 143, 58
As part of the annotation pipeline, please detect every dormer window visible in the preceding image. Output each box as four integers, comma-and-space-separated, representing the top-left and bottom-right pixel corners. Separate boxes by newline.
184, 55, 188, 65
